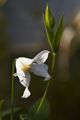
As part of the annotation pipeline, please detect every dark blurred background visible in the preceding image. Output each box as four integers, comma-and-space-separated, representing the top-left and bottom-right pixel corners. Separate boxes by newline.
1, 0, 80, 120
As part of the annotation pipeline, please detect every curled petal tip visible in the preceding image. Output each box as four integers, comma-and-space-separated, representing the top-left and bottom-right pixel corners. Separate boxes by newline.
22, 93, 31, 98
22, 87, 31, 98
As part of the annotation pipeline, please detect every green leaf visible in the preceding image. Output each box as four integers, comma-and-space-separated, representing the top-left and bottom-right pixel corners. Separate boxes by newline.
44, 19, 53, 51
44, 4, 55, 52
45, 4, 55, 30
53, 15, 64, 53
0, 100, 5, 120
28, 98, 50, 120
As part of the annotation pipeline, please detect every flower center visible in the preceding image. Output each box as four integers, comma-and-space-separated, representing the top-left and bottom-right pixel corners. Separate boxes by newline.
22, 64, 31, 72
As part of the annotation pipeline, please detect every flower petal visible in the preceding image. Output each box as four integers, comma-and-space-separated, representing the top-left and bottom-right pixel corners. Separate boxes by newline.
19, 73, 31, 87
22, 87, 31, 98
16, 58, 25, 77
31, 63, 51, 80
15, 58, 32, 87
14, 72, 31, 87
33, 50, 50, 64
15, 57, 32, 78
16, 57, 33, 65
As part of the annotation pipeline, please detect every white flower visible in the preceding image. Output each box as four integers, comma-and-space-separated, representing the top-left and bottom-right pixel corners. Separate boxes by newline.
14, 50, 51, 98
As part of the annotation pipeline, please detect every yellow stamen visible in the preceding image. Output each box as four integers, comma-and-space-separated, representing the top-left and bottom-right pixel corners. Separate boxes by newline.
22, 64, 31, 72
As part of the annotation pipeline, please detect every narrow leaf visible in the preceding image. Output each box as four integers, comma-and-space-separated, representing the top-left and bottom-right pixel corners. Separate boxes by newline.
53, 15, 64, 53
28, 98, 50, 120
44, 4, 55, 52
44, 16, 53, 51
45, 4, 55, 30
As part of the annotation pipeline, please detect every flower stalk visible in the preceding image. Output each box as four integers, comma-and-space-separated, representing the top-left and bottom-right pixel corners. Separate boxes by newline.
11, 60, 15, 120
34, 52, 56, 119
35, 81, 50, 115
51, 53, 56, 73
34, 3, 63, 119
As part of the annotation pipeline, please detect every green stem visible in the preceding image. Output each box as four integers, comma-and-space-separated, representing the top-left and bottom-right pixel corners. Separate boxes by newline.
34, 53, 56, 118
35, 81, 50, 115
11, 60, 15, 120
51, 53, 56, 73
